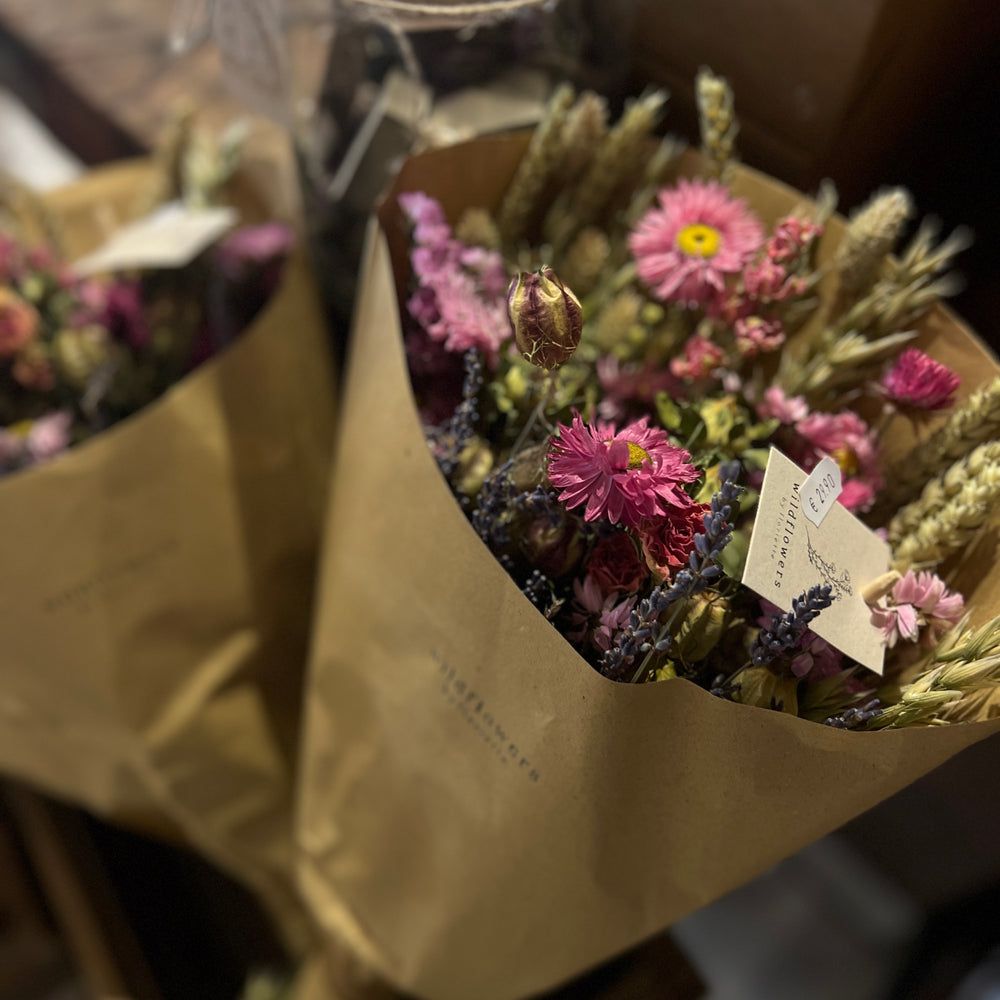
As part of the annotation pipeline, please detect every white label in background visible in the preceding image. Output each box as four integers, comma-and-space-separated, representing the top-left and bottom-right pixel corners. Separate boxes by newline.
73, 202, 238, 275
802, 455, 843, 527
742, 448, 890, 675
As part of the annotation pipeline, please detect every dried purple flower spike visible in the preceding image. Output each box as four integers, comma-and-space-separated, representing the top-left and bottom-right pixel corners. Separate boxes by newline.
438, 349, 483, 479
601, 464, 744, 682
750, 584, 834, 667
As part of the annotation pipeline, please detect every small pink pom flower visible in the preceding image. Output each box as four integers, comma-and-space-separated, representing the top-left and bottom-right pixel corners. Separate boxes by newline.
595, 356, 681, 422
870, 570, 964, 648
547, 412, 699, 529
880, 348, 960, 412
629, 179, 764, 307
755, 386, 809, 424
734, 315, 785, 358
670, 333, 726, 380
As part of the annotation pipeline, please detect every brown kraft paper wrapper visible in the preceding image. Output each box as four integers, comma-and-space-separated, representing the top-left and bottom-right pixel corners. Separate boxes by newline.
295, 135, 1000, 999
0, 159, 336, 949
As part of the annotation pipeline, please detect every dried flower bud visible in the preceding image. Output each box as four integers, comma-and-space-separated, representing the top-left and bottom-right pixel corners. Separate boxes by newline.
506, 267, 583, 370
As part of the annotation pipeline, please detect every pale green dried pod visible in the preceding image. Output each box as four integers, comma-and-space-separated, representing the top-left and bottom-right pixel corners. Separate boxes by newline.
497, 83, 576, 246
52, 326, 110, 389
560, 226, 611, 297
876, 375, 1000, 516
834, 187, 913, 295
888, 441, 1000, 541
589, 287, 645, 354
696, 66, 738, 180
454, 206, 501, 251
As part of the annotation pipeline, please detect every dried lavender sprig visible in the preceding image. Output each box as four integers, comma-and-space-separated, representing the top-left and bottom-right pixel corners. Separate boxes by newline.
438, 349, 483, 479
823, 698, 883, 729
521, 568, 550, 608
600, 466, 743, 682
471, 461, 516, 552
750, 584, 834, 667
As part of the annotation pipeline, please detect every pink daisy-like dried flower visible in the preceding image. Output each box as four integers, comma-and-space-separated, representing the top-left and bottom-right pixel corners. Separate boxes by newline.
547, 412, 699, 529
870, 570, 964, 648
629, 178, 764, 307
880, 347, 961, 412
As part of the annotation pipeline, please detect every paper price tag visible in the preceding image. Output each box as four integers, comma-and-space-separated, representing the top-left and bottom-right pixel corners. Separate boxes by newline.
802, 455, 842, 527
742, 448, 890, 674
73, 202, 238, 275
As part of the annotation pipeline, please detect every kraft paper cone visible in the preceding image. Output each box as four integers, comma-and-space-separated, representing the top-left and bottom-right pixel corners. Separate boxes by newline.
0, 159, 336, 949
296, 135, 1000, 999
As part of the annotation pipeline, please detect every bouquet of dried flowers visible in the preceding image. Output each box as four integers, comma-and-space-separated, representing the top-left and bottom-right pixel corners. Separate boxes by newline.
394, 71, 1000, 730
293, 70, 1000, 1000
0, 178, 293, 476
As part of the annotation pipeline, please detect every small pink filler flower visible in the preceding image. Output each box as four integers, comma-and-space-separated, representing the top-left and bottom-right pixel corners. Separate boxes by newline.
547, 412, 698, 529
629, 178, 764, 307
880, 347, 961, 412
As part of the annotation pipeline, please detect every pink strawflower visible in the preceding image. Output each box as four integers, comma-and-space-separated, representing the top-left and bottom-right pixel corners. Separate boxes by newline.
547, 411, 699, 529
629, 179, 764, 307
670, 333, 726, 380
870, 570, 964, 648
567, 574, 637, 653
755, 385, 809, 424
880, 347, 961, 412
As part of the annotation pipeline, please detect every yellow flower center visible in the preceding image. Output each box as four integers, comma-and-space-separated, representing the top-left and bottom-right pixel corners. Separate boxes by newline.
625, 441, 650, 470
676, 223, 721, 258
831, 447, 859, 477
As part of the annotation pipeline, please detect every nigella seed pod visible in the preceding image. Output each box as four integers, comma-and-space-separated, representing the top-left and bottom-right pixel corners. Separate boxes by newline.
506, 267, 583, 370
